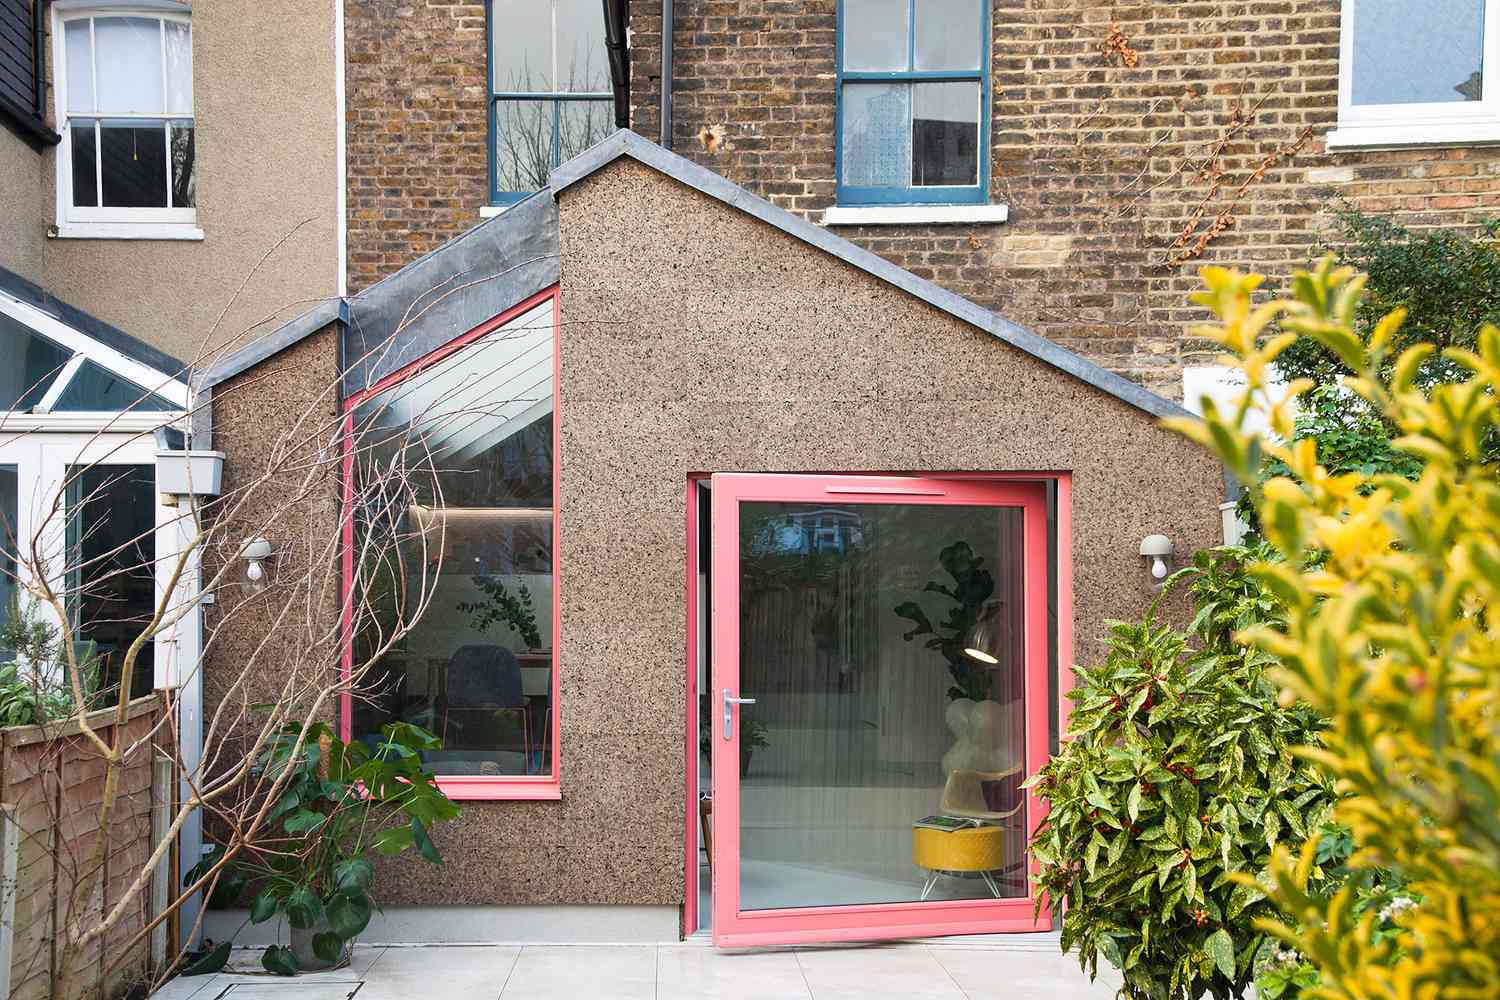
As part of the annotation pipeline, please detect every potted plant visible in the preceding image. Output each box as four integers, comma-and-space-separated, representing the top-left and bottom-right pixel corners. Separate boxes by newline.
192, 720, 460, 975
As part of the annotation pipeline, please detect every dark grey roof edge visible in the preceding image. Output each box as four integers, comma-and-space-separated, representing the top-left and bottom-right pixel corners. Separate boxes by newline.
197, 297, 345, 389
0, 263, 188, 380
550, 130, 1192, 421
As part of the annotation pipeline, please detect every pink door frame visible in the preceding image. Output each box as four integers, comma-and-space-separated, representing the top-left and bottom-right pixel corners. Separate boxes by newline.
684, 472, 1072, 947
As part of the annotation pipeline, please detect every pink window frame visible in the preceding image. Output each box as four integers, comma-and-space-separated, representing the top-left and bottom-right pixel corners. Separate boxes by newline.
339, 286, 563, 801
683, 472, 1074, 941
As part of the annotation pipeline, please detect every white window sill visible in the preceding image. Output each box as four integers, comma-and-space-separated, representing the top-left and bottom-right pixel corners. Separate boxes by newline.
50, 223, 205, 241
821, 204, 1010, 226
1326, 121, 1500, 151
479, 205, 509, 218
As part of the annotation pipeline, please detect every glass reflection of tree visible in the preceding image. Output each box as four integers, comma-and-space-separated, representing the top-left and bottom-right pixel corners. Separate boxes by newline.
494, 49, 612, 193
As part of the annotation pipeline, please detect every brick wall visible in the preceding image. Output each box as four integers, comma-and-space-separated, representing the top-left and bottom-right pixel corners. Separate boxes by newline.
348, 0, 1500, 397
345, 0, 491, 292
0, 697, 167, 1000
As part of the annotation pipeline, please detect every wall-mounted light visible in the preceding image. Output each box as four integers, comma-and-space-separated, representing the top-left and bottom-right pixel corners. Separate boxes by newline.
1140, 534, 1173, 582
963, 600, 1004, 665
242, 538, 272, 592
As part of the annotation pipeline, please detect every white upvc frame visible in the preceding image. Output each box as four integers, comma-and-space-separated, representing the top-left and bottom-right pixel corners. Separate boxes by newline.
1329, 0, 1500, 149
0, 433, 178, 692
50, 3, 199, 236
0, 291, 191, 414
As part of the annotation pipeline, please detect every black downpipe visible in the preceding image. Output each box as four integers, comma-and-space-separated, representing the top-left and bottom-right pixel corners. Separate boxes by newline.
660, 0, 673, 148
603, 0, 631, 128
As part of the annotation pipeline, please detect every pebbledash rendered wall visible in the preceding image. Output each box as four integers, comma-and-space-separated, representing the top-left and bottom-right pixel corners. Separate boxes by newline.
345, 0, 1500, 400
208, 152, 1222, 931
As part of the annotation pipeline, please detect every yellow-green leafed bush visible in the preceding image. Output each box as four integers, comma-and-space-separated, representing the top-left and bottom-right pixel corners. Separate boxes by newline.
1165, 259, 1500, 1000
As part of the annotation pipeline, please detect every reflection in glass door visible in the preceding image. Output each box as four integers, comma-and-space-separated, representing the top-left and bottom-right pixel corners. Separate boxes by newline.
710, 475, 1049, 946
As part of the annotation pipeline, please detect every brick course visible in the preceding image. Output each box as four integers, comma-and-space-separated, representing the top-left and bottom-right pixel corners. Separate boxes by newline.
347, 0, 1500, 398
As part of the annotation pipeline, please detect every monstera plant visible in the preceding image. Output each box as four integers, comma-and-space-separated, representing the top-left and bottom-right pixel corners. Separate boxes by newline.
186, 721, 460, 976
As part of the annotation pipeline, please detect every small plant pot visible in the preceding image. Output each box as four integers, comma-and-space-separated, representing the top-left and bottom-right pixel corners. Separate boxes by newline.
289, 921, 350, 973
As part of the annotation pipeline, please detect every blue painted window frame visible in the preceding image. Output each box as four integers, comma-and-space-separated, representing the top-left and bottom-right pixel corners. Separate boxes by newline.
834, 0, 991, 207
485, 0, 612, 206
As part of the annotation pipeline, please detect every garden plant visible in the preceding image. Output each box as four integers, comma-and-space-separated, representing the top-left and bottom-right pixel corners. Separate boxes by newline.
1166, 259, 1500, 997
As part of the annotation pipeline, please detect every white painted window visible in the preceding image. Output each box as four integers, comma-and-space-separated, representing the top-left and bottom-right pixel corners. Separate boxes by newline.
52, 3, 200, 239
1330, 0, 1500, 149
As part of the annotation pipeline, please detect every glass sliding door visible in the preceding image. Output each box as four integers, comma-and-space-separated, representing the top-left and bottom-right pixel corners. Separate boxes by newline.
710, 474, 1050, 946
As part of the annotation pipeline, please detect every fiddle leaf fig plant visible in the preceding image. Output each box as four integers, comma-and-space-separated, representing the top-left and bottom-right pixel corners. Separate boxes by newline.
1025, 548, 1334, 1000
894, 540, 996, 701
200, 721, 460, 975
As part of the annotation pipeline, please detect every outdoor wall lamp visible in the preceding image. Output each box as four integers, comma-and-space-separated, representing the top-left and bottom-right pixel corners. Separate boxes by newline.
1140, 534, 1174, 582
242, 538, 273, 592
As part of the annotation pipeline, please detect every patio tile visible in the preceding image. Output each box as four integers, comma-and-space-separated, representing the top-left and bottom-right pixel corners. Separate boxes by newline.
793, 944, 966, 1000
357, 945, 518, 999
930, 946, 1123, 1000
656, 946, 812, 1000
498, 945, 657, 1000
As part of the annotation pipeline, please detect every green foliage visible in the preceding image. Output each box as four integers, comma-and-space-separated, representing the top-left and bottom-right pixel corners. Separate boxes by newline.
202, 721, 460, 975
1278, 205, 1500, 388
1167, 259, 1500, 998
457, 576, 542, 649
894, 541, 996, 701
1025, 546, 1334, 1000
0, 597, 101, 726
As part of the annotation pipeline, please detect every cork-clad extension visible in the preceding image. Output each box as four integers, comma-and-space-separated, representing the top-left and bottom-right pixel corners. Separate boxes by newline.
202, 132, 1222, 931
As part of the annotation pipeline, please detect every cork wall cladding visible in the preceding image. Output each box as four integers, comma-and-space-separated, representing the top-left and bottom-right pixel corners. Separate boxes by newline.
223, 149, 1222, 908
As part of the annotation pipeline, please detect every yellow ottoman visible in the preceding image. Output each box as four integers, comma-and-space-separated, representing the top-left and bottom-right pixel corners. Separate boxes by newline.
912, 823, 1008, 900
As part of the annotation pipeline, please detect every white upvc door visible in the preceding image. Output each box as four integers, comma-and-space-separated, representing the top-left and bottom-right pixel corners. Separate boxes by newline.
0, 432, 178, 688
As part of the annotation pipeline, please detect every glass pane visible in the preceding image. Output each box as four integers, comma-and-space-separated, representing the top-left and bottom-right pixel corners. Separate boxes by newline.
170, 122, 196, 208
557, 99, 612, 161
66, 465, 157, 703
843, 0, 910, 70
913, 81, 979, 186
53, 359, 176, 412
495, 99, 555, 193
0, 313, 72, 411
737, 502, 1028, 909
70, 120, 99, 208
491, 0, 554, 91
351, 301, 556, 778
841, 83, 910, 187
557, 0, 607, 91
64, 19, 94, 113
164, 21, 192, 115
99, 120, 168, 208
1352, 0, 1484, 105
95, 17, 163, 114
0, 466, 15, 660
915, 0, 983, 70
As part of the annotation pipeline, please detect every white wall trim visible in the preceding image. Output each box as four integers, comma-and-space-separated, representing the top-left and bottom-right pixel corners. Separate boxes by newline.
335, 0, 348, 297
205, 905, 684, 946
479, 204, 509, 219
50, 223, 206, 241
821, 204, 1010, 227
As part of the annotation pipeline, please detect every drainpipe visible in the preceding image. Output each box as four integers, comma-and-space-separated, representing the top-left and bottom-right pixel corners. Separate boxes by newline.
660, 0, 673, 147
603, 0, 630, 128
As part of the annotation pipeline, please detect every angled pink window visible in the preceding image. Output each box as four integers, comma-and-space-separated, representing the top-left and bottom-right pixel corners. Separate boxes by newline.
341, 287, 561, 800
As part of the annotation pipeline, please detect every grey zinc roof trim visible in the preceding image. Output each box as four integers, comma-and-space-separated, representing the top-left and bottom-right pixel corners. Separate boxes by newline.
551, 129, 1192, 421
195, 297, 344, 390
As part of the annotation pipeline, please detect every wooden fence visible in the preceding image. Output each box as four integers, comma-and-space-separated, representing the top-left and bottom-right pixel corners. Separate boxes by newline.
0, 697, 172, 1000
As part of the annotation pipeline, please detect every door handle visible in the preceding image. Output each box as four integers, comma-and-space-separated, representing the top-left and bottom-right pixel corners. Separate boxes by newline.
723, 688, 756, 740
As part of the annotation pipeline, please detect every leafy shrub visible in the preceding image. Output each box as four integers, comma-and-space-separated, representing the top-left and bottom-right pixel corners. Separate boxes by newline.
1026, 546, 1334, 1000
1277, 205, 1500, 389
1167, 259, 1500, 997
0, 598, 101, 726
186, 721, 460, 976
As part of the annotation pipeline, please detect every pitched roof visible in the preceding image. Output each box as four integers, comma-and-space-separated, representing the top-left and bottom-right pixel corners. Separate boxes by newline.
204, 129, 1191, 421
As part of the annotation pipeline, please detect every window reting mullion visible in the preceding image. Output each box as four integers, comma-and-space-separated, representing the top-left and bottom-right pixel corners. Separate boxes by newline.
906, 0, 916, 184
160, 19, 172, 209
90, 17, 101, 210
34, 355, 87, 415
